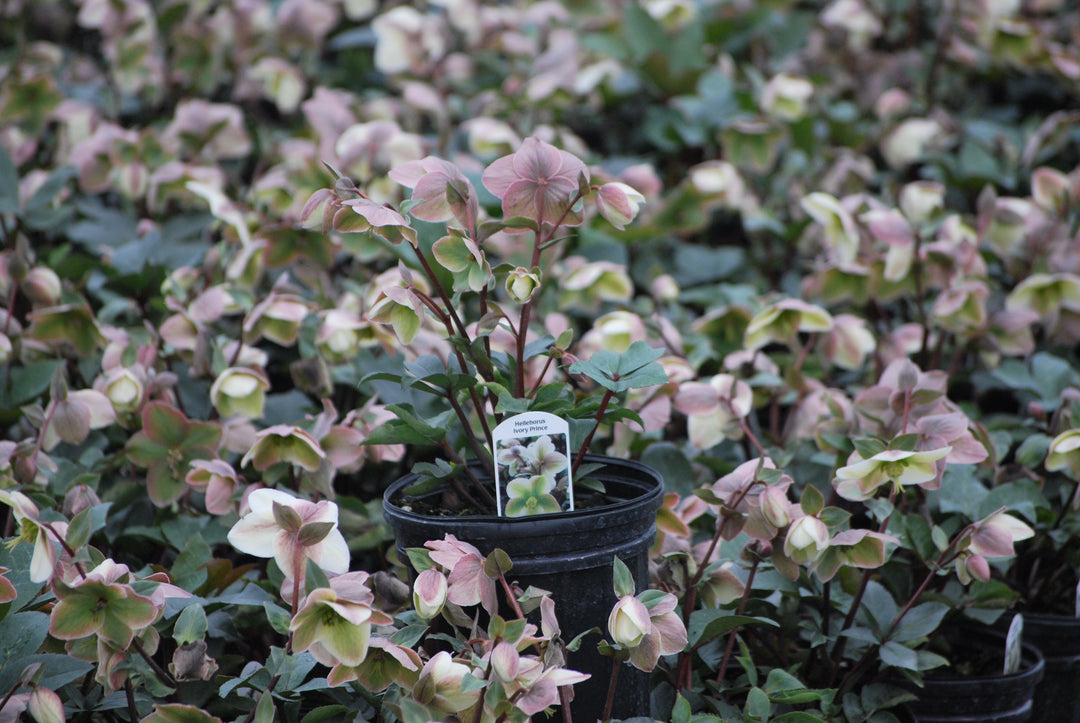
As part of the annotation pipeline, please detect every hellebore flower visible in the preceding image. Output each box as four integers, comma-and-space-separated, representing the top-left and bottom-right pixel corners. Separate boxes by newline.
209, 367, 270, 419
425, 534, 498, 615
49, 560, 158, 649
834, 446, 951, 501
482, 136, 588, 226
966, 507, 1034, 559
505, 266, 541, 303
290, 572, 393, 667
184, 459, 240, 515
1045, 429, 1080, 480
673, 374, 753, 449
389, 156, 478, 229
596, 182, 646, 230
412, 567, 448, 619
0, 490, 59, 583
42, 389, 117, 452
608, 591, 688, 672
226, 488, 349, 580
412, 651, 481, 715
126, 402, 222, 507
744, 298, 834, 351
240, 424, 325, 472
783, 515, 830, 565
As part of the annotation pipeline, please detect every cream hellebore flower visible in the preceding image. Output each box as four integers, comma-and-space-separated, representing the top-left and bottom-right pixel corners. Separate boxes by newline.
227, 487, 349, 580
760, 73, 814, 122
608, 591, 688, 671
1005, 272, 1080, 325
504, 266, 541, 303
834, 446, 952, 501
966, 507, 1034, 562
0, 490, 59, 583
413, 651, 481, 714
783, 514, 830, 565
412, 567, 448, 619
801, 192, 860, 266
744, 298, 834, 351
673, 373, 753, 449
210, 366, 270, 419
1046, 429, 1080, 480
880, 117, 947, 170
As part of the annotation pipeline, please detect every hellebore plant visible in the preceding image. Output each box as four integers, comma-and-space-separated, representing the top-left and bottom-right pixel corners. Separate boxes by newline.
303, 136, 668, 513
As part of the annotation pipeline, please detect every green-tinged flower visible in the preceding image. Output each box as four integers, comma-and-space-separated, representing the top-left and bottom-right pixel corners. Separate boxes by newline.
834, 446, 952, 501
760, 73, 814, 121
558, 259, 633, 310
242, 292, 313, 346
800, 192, 860, 266
368, 285, 426, 345
126, 402, 223, 507
1006, 272, 1080, 324
184, 459, 240, 515
1046, 429, 1080, 479
596, 182, 646, 230
608, 591, 688, 672
412, 651, 481, 715
290, 572, 393, 667
505, 266, 540, 303
412, 567, 448, 619
744, 298, 834, 351
504, 475, 561, 517
209, 366, 270, 419
432, 231, 490, 292
49, 560, 158, 648
783, 515, 830, 565
673, 374, 753, 449
326, 637, 422, 691
0, 489, 58, 583
240, 424, 325, 472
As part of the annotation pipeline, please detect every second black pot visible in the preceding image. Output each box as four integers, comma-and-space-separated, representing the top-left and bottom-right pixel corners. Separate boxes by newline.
382, 455, 665, 722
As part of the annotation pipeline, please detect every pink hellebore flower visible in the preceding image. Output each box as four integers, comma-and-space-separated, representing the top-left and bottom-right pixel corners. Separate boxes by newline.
412, 567, 448, 619
389, 156, 478, 230
834, 446, 952, 501
482, 136, 589, 226
425, 534, 498, 615
0, 490, 59, 583
43, 389, 117, 451
783, 514, 830, 565
596, 182, 646, 230
608, 591, 688, 672
413, 651, 481, 715
967, 507, 1034, 559
185, 459, 241, 515
226, 488, 350, 580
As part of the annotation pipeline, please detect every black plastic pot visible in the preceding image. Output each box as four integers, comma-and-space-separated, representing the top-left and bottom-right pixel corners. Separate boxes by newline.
1004, 612, 1080, 723
382, 455, 664, 723
901, 628, 1045, 723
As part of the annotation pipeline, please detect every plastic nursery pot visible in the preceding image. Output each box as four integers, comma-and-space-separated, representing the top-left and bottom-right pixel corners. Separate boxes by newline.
1001, 612, 1080, 723
383, 455, 665, 723
900, 627, 1045, 723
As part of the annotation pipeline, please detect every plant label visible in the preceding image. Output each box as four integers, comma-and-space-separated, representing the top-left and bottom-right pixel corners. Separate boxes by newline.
491, 412, 573, 517
1004, 612, 1023, 675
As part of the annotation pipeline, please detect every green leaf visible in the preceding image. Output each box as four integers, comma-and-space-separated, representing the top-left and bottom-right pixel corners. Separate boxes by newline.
852, 437, 887, 460
263, 602, 292, 635
801, 484, 824, 517
305, 558, 331, 595
0, 146, 18, 215
688, 610, 779, 647
746, 686, 772, 722
891, 602, 949, 643
173, 603, 208, 645
0, 612, 50, 693
254, 689, 275, 723
879, 640, 918, 670
612, 556, 635, 598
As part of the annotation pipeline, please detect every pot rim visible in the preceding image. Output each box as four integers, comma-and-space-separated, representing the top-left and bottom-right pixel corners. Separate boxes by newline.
382, 453, 664, 523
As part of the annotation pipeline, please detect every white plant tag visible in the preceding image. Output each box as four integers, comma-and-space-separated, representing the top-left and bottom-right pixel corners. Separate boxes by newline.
491, 412, 573, 518
1004, 613, 1023, 675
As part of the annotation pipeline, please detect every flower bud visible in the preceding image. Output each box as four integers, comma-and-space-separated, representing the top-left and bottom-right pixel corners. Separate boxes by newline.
760, 486, 792, 529
21, 267, 62, 307
596, 182, 646, 230
62, 483, 101, 518
27, 686, 64, 723
650, 274, 680, 302
505, 267, 540, 303
608, 594, 651, 648
783, 515, 829, 564
412, 567, 448, 619
101, 367, 145, 414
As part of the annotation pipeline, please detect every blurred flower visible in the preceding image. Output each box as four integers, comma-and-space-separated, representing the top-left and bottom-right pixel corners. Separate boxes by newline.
821, 0, 882, 50
744, 298, 834, 350
881, 117, 948, 170
1046, 429, 1080, 479
834, 446, 952, 501
760, 73, 814, 121
820, 314, 876, 370
210, 367, 270, 419
674, 374, 753, 449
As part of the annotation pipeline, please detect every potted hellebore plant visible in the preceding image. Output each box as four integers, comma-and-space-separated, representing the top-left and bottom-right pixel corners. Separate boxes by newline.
302, 136, 671, 720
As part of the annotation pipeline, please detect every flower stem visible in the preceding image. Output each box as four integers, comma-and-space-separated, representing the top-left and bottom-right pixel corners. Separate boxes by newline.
571, 387, 615, 478
601, 657, 620, 723
716, 558, 760, 688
